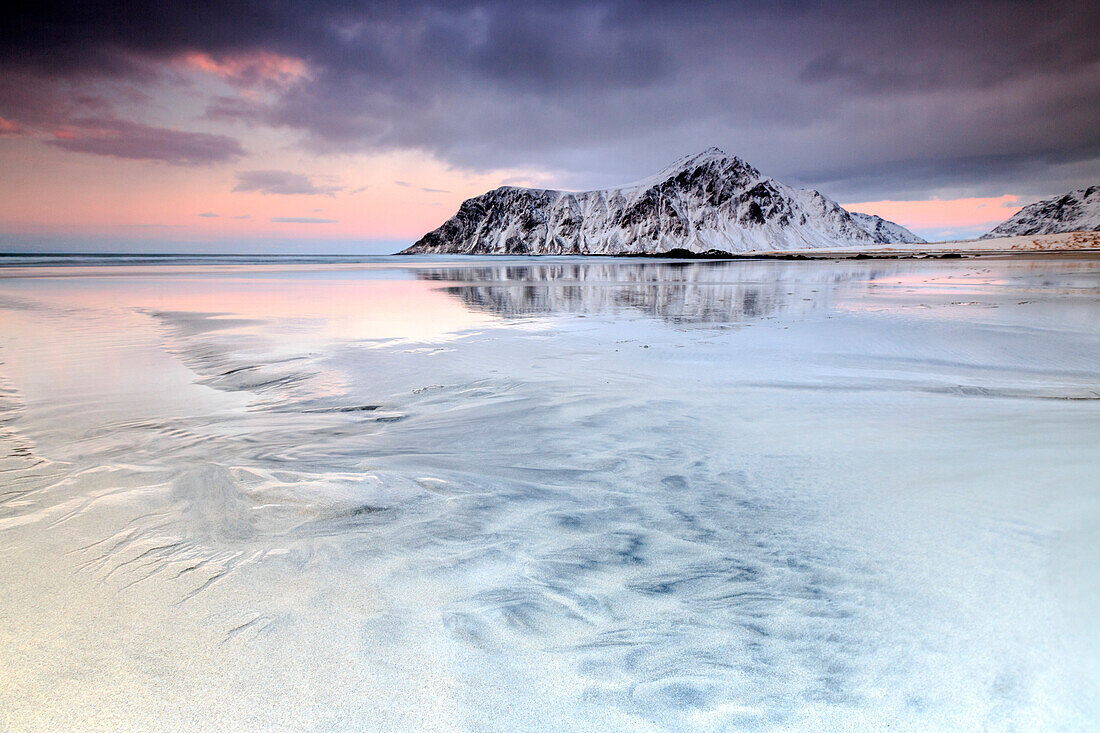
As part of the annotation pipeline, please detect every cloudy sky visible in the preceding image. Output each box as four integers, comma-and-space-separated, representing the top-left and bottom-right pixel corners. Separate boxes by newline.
1, 0, 1097, 251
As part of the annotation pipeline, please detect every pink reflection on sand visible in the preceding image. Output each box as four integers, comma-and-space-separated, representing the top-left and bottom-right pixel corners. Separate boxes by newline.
0, 265, 498, 344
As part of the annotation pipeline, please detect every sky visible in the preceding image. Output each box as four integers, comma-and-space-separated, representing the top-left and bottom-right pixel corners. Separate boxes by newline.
1, 0, 1097, 252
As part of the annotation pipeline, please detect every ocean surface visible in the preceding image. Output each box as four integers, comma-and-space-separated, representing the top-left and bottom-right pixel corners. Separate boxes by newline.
0, 255, 1097, 731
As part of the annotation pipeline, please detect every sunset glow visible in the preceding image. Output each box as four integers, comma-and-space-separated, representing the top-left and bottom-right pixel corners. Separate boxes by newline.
844, 195, 1025, 239
0, 141, 554, 251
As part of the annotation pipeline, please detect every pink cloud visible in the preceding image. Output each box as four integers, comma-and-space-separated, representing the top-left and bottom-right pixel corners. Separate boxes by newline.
179, 51, 308, 88
843, 195, 1024, 229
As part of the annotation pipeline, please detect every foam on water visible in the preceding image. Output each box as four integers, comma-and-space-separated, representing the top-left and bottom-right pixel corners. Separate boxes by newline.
0, 258, 1097, 731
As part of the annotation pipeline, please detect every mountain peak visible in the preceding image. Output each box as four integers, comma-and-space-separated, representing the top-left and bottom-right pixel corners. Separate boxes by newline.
403, 151, 924, 255
689, 146, 729, 161
627, 147, 756, 190
660, 147, 739, 172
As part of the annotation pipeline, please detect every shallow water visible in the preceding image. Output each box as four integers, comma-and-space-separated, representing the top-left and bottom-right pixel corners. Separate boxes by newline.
0, 256, 1097, 731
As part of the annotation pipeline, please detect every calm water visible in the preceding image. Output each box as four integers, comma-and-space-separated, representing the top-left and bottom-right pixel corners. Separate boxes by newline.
0, 256, 1097, 731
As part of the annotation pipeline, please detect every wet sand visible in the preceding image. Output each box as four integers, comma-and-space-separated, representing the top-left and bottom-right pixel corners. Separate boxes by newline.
1, 256, 1098, 731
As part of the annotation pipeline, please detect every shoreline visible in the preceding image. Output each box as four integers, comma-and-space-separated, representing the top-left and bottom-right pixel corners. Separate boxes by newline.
2, 232, 1098, 273
398, 230, 1100, 260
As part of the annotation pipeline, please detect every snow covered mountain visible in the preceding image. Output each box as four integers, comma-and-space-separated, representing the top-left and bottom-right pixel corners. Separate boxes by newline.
982, 186, 1100, 238
848, 212, 926, 244
401, 148, 923, 255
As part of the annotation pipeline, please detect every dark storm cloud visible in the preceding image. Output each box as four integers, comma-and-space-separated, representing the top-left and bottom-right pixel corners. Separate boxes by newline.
2, 0, 1098, 198
233, 170, 343, 195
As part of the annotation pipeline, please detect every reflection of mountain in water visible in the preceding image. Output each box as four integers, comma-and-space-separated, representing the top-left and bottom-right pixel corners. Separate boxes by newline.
416, 261, 886, 325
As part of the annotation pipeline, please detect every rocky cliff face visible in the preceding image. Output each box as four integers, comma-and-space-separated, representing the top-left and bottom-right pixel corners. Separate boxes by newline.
402, 148, 923, 255
982, 186, 1100, 238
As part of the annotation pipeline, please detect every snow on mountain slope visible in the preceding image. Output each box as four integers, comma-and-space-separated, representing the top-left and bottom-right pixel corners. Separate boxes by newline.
848, 212, 926, 244
402, 148, 923, 255
982, 186, 1100, 238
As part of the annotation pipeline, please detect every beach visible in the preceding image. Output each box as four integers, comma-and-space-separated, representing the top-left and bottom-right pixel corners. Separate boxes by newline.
1, 256, 1098, 730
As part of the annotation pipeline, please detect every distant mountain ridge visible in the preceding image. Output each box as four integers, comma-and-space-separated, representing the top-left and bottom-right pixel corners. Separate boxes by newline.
847, 212, 926, 245
401, 148, 924, 255
983, 186, 1100, 238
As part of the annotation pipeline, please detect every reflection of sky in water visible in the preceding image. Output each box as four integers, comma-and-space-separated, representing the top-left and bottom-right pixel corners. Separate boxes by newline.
0, 258, 1098, 731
